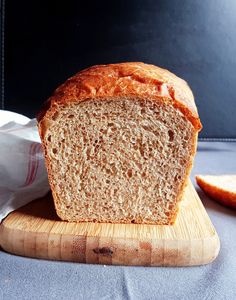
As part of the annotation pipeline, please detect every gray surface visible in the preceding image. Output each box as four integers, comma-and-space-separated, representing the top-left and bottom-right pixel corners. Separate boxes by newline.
1, 141, 236, 300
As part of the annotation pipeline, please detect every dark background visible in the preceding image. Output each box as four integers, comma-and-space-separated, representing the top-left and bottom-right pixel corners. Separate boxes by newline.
1, 0, 236, 138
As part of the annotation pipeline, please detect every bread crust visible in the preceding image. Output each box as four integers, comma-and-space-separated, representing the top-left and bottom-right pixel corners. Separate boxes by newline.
196, 175, 236, 209
38, 62, 202, 224
37, 62, 202, 131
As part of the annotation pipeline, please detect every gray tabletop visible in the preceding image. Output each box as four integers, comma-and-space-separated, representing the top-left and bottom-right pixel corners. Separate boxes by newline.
1, 141, 236, 300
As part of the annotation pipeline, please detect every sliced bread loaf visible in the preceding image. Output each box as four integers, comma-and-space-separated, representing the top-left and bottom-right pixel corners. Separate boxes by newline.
196, 175, 236, 209
37, 62, 202, 224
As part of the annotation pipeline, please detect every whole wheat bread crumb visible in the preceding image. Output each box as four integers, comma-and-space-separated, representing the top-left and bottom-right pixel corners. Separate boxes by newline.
38, 62, 201, 225
196, 175, 236, 209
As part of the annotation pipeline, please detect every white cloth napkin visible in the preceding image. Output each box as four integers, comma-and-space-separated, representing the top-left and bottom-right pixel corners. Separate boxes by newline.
0, 110, 50, 221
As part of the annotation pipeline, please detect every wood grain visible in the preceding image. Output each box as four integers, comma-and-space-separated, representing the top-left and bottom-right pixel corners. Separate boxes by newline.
0, 181, 220, 266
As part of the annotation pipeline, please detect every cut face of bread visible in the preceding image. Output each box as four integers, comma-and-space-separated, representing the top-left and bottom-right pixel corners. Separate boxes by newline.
196, 175, 236, 209
41, 97, 197, 224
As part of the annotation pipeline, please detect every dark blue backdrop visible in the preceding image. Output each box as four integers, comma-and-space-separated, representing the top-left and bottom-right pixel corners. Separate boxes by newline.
1, 0, 236, 138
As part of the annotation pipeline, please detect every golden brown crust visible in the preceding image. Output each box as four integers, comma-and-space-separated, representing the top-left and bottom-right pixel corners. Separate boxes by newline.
37, 62, 202, 131
196, 175, 236, 209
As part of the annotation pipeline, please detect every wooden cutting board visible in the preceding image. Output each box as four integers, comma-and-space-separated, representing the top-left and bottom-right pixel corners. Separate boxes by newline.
0, 181, 220, 266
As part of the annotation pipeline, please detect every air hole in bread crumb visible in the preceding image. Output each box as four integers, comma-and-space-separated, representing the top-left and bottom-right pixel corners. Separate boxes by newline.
174, 175, 182, 182
130, 137, 136, 144
68, 114, 75, 119
47, 135, 51, 142
139, 147, 145, 157
141, 108, 146, 114
168, 130, 174, 141
101, 129, 108, 134
140, 101, 147, 108
52, 112, 59, 120
52, 148, 57, 154
127, 169, 133, 178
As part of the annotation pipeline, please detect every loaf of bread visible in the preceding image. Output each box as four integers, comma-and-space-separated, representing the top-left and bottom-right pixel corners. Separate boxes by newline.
37, 62, 202, 225
196, 175, 236, 209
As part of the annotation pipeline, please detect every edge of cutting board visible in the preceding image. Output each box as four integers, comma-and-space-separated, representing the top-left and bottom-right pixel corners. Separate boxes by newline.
0, 181, 220, 266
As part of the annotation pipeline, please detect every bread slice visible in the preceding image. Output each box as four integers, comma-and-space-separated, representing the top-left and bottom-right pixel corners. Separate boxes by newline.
196, 175, 236, 209
37, 62, 202, 224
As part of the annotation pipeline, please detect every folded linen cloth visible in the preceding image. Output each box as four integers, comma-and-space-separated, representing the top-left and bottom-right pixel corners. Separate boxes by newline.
0, 110, 50, 221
